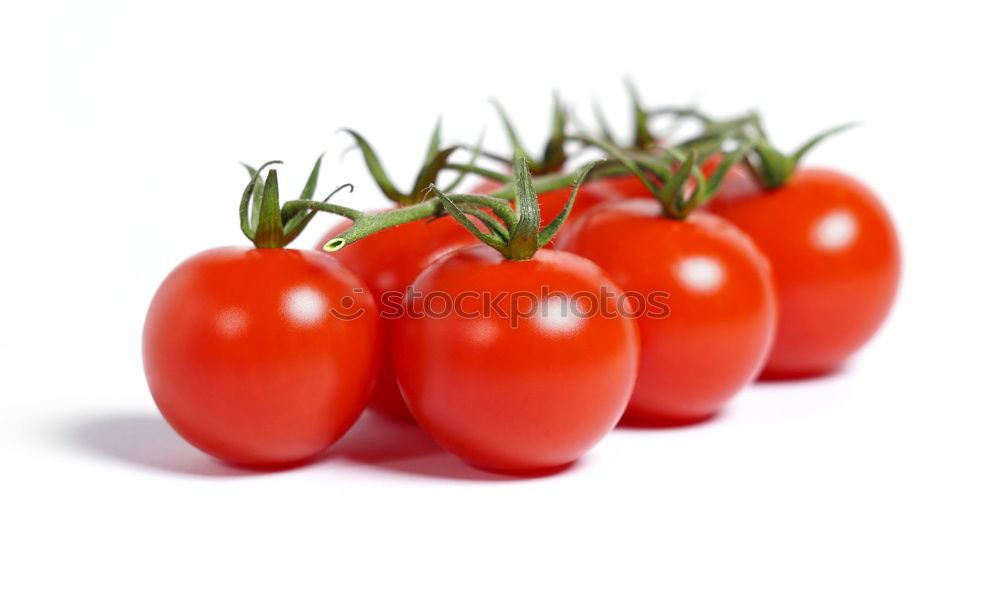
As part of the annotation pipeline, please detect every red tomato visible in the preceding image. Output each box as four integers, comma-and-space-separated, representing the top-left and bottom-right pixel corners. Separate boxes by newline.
585, 174, 652, 200
317, 211, 480, 420
704, 167, 901, 378
557, 202, 777, 424
472, 179, 611, 226
393, 245, 640, 473
143, 247, 380, 466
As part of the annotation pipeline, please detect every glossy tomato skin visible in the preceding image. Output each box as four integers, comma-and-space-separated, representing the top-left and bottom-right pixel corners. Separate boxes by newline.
394, 245, 640, 473
585, 174, 652, 200
317, 211, 480, 420
704, 168, 901, 378
557, 202, 777, 424
472, 179, 611, 226
143, 247, 380, 467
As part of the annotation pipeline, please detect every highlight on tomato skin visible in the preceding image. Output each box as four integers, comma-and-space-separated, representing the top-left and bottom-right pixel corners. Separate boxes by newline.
139, 90, 904, 474
393, 245, 640, 473
703, 166, 901, 379
142, 247, 381, 467
314, 126, 497, 421
384, 156, 640, 474
557, 201, 777, 425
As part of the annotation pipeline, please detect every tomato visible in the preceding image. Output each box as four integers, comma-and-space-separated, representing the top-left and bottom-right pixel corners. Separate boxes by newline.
472, 179, 611, 226
704, 167, 901, 378
143, 247, 380, 466
585, 174, 652, 200
557, 201, 777, 424
393, 245, 640, 473
317, 212, 480, 420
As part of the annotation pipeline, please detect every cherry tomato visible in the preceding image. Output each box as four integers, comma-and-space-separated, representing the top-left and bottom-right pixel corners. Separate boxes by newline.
317, 211, 480, 420
704, 167, 901, 378
393, 245, 640, 473
557, 201, 777, 424
584, 174, 652, 200
143, 247, 380, 466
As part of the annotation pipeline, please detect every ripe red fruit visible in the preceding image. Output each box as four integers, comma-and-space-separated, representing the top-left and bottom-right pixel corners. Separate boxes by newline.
144, 249, 380, 466
704, 166, 900, 377
394, 245, 639, 472
316, 214, 478, 420
558, 201, 776, 424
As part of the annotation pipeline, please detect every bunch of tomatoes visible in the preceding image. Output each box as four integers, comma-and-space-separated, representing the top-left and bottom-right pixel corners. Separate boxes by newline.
142, 92, 900, 474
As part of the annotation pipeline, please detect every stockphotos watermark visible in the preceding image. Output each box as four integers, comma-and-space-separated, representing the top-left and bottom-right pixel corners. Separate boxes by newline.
330, 286, 670, 326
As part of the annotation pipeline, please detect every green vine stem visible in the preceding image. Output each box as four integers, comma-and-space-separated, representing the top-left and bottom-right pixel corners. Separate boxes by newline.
443, 162, 513, 184
649, 108, 856, 189
744, 116, 857, 188
651, 108, 758, 158
313, 132, 745, 251
590, 79, 667, 153
342, 121, 482, 205
573, 134, 750, 220
483, 93, 570, 175
244, 105, 750, 250
318, 161, 600, 252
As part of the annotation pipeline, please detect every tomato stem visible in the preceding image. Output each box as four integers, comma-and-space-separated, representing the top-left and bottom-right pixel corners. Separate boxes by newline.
591, 80, 670, 153
625, 78, 657, 151
431, 155, 599, 261
573, 134, 750, 220
664, 109, 857, 189
342, 123, 483, 206
320, 162, 600, 252
487, 93, 569, 175
746, 118, 857, 188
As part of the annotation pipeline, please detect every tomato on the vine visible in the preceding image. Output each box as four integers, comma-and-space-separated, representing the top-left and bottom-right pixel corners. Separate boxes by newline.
316, 128, 485, 420
472, 178, 610, 226
395, 245, 639, 472
704, 165, 900, 378
317, 213, 478, 420
143, 162, 380, 466
469, 95, 617, 226
558, 201, 776, 424
391, 157, 639, 473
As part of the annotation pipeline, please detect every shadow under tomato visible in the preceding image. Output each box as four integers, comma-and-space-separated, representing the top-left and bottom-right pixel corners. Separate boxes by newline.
331, 411, 576, 482
61, 409, 574, 482
61, 411, 271, 478
755, 363, 848, 385
615, 411, 721, 430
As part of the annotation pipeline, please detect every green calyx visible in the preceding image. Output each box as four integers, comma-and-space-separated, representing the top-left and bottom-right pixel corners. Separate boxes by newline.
580, 135, 750, 221
629, 105, 856, 190
431, 153, 598, 261
485, 92, 569, 176
625, 79, 657, 151
343, 121, 479, 206
319, 162, 609, 253
668, 108, 855, 189
239, 156, 359, 248
655, 107, 758, 157
592, 79, 663, 153
742, 115, 857, 188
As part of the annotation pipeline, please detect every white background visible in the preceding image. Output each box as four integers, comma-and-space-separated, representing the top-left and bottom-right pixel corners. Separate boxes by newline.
3, 1, 998, 612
